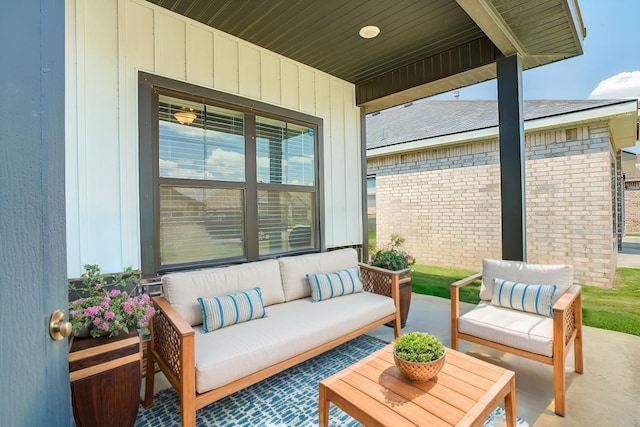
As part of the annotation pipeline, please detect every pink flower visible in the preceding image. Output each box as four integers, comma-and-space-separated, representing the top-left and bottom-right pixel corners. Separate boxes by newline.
100, 323, 110, 331
93, 318, 101, 326
123, 301, 132, 314
104, 311, 115, 320
84, 306, 100, 317
405, 254, 412, 260
109, 289, 121, 297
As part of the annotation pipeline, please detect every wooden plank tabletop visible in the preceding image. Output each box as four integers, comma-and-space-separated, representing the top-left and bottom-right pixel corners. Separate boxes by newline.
319, 344, 516, 427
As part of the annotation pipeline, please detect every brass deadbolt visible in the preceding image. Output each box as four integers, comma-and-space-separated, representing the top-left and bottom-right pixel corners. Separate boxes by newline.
50, 309, 73, 341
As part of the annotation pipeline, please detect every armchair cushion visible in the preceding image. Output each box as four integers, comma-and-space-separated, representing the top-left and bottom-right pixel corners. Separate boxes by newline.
458, 302, 554, 357
479, 259, 573, 304
491, 278, 557, 317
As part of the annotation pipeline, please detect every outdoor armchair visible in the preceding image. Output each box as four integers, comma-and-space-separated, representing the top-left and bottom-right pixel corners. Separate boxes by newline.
450, 259, 583, 417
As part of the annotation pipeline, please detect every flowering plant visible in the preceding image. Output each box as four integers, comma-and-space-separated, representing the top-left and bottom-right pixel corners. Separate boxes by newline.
368, 234, 416, 271
69, 264, 155, 338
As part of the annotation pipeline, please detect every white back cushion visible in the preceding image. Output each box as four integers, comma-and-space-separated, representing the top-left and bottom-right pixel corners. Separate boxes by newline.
278, 248, 359, 301
163, 259, 284, 326
479, 258, 573, 304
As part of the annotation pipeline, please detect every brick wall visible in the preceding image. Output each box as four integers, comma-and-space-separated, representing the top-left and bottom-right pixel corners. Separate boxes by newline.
368, 124, 617, 287
624, 181, 640, 234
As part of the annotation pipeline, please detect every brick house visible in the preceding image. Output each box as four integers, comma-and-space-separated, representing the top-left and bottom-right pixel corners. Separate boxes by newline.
366, 99, 638, 287
622, 149, 640, 234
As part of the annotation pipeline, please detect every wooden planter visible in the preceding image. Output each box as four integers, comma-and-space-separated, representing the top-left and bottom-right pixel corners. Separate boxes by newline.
68, 330, 142, 427
359, 265, 412, 328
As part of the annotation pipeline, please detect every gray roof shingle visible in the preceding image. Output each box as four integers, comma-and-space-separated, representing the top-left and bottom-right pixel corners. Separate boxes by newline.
366, 99, 629, 150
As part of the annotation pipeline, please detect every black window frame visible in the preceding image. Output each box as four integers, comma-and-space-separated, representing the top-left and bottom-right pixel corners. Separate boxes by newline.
138, 72, 324, 276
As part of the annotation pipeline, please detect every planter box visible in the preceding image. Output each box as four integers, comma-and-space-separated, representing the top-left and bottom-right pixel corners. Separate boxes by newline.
68, 330, 141, 427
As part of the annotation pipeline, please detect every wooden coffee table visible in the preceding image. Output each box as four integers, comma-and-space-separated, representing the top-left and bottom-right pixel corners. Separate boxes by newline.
319, 343, 516, 427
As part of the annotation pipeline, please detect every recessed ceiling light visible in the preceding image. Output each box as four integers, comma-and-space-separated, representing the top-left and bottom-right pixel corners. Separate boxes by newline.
359, 25, 380, 39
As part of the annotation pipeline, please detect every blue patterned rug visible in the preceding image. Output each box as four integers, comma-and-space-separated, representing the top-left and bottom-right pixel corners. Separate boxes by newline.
136, 335, 527, 426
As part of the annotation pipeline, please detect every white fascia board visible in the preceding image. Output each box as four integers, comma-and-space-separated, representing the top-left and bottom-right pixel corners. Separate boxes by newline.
367, 100, 638, 158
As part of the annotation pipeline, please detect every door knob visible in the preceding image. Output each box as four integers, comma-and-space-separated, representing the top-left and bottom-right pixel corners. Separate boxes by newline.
50, 309, 73, 341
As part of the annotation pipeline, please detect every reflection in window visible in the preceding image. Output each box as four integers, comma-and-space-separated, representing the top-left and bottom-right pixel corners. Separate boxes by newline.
159, 96, 245, 182
160, 187, 245, 264
258, 190, 314, 255
256, 117, 314, 186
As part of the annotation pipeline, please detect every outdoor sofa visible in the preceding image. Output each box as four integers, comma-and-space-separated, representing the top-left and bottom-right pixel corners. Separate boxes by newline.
451, 258, 583, 416
143, 248, 401, 427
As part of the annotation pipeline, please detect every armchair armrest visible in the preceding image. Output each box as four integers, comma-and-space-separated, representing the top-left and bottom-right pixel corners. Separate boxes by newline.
552, 285, 583, 354
450, 272, 481, 350
450, 272, 482, 317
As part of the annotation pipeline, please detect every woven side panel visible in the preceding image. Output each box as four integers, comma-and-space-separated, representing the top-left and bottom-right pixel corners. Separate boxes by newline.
360, 268, 392, 297
153, 311, 181, 380
564, 301, 577, 345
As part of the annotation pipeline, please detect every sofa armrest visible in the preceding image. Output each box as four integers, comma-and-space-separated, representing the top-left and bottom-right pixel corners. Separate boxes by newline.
144, 296, 196, 407
358, 262, 407, 338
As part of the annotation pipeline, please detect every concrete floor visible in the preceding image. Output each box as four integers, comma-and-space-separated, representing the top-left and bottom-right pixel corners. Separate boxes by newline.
618, 236, 640, 269
368, 293, 640, 427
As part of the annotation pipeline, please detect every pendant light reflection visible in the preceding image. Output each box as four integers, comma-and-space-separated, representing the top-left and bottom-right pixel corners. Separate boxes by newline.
174, 110, 197, 125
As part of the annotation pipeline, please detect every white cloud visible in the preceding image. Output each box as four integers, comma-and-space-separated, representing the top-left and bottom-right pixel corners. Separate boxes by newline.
589, 71, 640, 99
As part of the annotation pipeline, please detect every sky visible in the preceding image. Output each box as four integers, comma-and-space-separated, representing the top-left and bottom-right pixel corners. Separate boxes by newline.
428, 0, 640, 101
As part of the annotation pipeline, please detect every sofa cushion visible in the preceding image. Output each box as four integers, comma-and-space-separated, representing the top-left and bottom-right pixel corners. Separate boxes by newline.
193, 291, 395, 393
458, 302, 554, 357
278, 248, 360, 301
162, 259, 284, 326
479, 259, 573, 305
197, 287, 266, 333
307, 266, 363, 302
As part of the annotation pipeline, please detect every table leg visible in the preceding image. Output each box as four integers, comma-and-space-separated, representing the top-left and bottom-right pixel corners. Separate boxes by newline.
318, 383, 329, 427
504, 376, 517, 427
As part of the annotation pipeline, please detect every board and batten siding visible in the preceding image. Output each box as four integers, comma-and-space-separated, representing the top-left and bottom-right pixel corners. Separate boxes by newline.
65, 0, 362, 277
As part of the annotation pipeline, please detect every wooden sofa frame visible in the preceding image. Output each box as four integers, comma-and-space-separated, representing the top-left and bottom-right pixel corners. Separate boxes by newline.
451, 273, 584, 417
142, 262, 402, 427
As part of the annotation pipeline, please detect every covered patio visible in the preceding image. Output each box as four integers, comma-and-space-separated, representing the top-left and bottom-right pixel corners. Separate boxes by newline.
2, 1, 602, 426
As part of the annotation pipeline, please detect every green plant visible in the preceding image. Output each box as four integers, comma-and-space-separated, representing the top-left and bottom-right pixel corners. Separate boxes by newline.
69, 264, 155, 338
369, 234, 416, 271
393, 332, 445, 363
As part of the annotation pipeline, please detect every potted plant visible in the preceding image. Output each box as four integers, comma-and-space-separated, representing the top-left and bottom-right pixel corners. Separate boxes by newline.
368, 234, 415, 327
67, 264, 156, 427
69, 264, 155, 338
393, 332, 446, 382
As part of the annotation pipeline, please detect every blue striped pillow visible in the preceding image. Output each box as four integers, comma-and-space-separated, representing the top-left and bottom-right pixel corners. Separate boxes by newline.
197, 287, 266, 333
307, 266, 364, 302
491, 278, 557, 317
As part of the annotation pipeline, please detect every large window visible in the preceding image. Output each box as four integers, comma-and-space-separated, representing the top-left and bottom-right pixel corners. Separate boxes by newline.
139, 74, 322, 274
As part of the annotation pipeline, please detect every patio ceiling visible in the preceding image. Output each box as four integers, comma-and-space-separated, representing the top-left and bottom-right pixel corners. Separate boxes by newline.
146, 0, 585, 113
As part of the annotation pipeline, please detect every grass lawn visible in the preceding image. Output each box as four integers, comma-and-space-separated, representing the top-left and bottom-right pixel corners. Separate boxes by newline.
411, 263, 640, 337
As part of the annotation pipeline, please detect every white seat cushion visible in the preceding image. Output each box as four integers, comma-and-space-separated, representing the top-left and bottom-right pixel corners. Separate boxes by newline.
193, 291, 395, 393
458, 302, 554, 357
